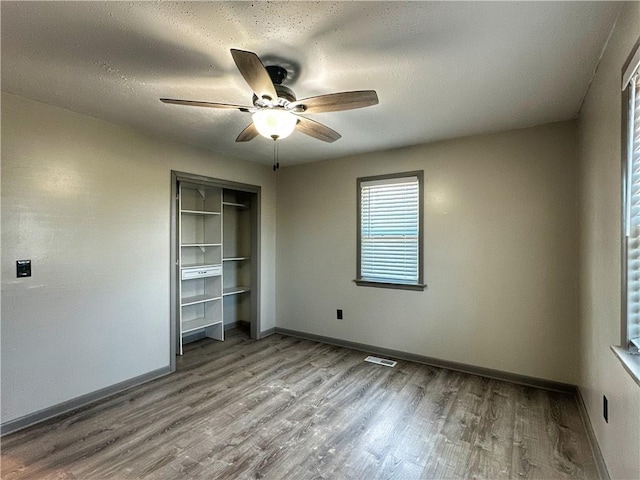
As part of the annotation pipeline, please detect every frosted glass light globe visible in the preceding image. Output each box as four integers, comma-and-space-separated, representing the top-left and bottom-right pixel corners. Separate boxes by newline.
252, 109, 297, 140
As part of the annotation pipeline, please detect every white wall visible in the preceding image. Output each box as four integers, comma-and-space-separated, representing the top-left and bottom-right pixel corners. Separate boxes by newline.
577, 1, 640, 478
0, 93, 277, 425
276, 121, 579, 384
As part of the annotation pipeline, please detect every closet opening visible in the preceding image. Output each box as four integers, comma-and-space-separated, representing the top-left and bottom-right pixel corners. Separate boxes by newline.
170, 171, 260, 365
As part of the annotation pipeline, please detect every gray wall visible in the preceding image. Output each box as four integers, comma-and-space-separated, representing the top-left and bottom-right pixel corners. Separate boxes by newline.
577, 1, 640, 478
276, 121, 579, 384
1, 93, 277, 424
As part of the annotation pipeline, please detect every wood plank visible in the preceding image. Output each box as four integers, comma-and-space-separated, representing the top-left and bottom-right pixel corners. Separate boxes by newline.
461, 379, 516, 479
1, 331, 600, 480
512, 386, 598, 480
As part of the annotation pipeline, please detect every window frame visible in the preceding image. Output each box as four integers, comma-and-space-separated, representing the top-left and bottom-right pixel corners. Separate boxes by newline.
621, 38, 640, 351
354, 170, 425, 291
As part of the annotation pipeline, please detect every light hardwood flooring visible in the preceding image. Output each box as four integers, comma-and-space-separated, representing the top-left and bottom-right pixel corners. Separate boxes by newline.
1, 330, 598, 479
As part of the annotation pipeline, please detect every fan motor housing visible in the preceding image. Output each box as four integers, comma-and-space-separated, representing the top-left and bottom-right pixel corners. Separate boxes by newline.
274, 85, 296, 103
253, 84, 296, 107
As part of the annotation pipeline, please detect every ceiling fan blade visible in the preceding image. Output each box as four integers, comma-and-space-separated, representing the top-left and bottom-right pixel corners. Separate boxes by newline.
236, 123, 259, 142
292, 90, 379, 113
160, 98, 252, 112
295, 116, 342, 143
230, 49, 278, 102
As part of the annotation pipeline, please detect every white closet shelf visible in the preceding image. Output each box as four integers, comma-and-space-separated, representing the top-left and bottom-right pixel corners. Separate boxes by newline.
180, 209, 221, 215
223, 286, 251, 296
181, 294, 222, 307
182, 317, 223, 334
181, 243, 222, 247
181, 262, 221, 270
223, 257, 250, 261
223, 201, 249, 208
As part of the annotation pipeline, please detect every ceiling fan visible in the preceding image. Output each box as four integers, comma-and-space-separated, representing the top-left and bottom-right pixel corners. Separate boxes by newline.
160, 49, 379, 144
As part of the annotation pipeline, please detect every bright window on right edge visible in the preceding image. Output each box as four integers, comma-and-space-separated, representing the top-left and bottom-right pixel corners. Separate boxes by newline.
623, 42, 640, 351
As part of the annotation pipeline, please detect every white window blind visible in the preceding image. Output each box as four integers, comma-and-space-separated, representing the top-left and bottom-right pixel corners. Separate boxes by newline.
360, 175, 419, 284
626, 72, 640, 349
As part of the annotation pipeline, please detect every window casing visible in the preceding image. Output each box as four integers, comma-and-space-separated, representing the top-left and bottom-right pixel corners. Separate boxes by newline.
355, 171, 425, 291
622, 42, 640, 351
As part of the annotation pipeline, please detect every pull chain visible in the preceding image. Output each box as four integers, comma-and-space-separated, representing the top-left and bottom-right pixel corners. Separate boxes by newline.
272, 137, 280, 171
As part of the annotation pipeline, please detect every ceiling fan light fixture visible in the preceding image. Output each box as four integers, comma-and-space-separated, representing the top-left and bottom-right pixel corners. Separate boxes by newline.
252, 108, 297, 140
161, 49, 378, 145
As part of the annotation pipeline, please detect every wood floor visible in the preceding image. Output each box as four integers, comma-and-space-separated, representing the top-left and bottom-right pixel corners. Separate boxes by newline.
1, 330, 598, 480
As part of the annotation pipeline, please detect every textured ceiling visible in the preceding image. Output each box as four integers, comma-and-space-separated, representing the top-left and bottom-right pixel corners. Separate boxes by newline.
1, 1, 621, 166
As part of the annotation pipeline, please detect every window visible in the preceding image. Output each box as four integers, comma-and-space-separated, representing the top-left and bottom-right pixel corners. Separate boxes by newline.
355, 171, 425, 291
623, 42, 640, 351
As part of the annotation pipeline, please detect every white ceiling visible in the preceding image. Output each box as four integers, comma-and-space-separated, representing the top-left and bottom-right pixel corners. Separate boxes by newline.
1, 1, 621, 166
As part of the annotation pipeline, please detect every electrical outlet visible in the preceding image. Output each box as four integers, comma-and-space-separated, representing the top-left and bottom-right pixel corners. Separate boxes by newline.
603, 395, 608, 423
337, 309, 343, 320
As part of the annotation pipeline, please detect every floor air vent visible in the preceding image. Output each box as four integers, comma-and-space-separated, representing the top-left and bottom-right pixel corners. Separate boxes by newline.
364, 356, 397, 367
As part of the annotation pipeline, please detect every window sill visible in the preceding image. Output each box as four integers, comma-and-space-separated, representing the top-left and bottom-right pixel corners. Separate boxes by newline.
353, 279, 426, 291
611, 345, 640, 387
